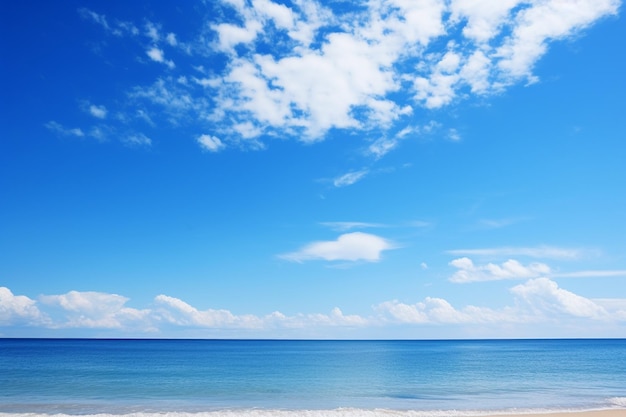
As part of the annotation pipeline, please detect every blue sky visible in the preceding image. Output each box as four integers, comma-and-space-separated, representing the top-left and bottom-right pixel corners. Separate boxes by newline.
1, 0, 625, 339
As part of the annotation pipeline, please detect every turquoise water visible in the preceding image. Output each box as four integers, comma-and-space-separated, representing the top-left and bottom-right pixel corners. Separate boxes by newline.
0, 339, 625, 416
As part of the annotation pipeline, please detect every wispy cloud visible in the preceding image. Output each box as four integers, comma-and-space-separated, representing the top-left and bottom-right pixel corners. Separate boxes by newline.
122, 133, 152, 147
45, 121, 85, 137
553, 270, 626, 278
475, 217, 529, 229
447, 246, 585, 260
279, 232, 394, 262
333, 170, 369, 188
78, 8, 138, 37
319, 222, 385, 232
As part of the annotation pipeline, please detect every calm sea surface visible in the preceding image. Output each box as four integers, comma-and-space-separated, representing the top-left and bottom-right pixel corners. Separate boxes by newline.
0, 339, 625, 416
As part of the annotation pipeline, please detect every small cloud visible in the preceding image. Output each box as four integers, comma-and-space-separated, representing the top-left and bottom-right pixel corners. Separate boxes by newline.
146, 47, 164, 62
420, 262, 428, 270
449, 257, 551, 283
123, 133, 152, 147
45, 121, 84, 137
146, 47, 175, 69
197, 134, 225, 152
448, 128, 461, 141
368, 137, 399, 159
89, 104, 107, 119
145, 21, 160, 42
280, 232, 394, 263
165, 32, 177, 46
333, 170, 368, 188
320, 222, 385, 232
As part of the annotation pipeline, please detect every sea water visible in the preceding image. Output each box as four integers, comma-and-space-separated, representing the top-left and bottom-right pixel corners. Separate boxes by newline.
0, 339, 625, 416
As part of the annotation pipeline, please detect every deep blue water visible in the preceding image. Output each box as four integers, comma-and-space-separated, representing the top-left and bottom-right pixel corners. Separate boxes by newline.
0, 339, 625, 416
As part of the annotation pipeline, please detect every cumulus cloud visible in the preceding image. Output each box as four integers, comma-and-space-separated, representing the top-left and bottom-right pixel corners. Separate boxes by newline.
378, 277, 621, 325
511, 278, 609, 319
376, 297, 511, 324
0, 287, 47, 325
39, 290, 150, 329
449, 257, 551, 283
154, 294, 263, 329
2, 281, 625, 336
279, 232, 394, 262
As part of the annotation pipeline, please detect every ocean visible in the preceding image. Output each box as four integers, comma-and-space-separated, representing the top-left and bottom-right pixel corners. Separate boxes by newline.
0, 339, 625, 416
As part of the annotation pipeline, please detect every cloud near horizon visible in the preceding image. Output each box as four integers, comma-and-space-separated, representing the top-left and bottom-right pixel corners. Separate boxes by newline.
65, 0, 620, 152
2, 280, 625, 336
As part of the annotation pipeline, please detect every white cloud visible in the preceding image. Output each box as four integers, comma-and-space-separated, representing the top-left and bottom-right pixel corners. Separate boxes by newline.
197, 134, 225, 152
495, 0, 620, 81
45, 121, 85, 137
2, 281, 626, 336
154, 295, 263, 329
0, 287, 46, 325
449, 257, 551, 283
145, 21, 160, 43
280, 232, 394, 262
146, 47, 175, 69
333, 170, 369, 188
39, 290, 150, 329
376, 297, 512, 325
77, 2, 619, 153
379, 277, 622, 326
447, 246, 584, 260
511, 278, 609, 319
165, 32, 177, 46
89, 104, 107, 119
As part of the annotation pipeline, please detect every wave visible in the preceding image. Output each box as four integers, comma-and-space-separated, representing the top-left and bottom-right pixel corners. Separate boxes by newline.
1, 404, 625, 417
607, 397, 626, 407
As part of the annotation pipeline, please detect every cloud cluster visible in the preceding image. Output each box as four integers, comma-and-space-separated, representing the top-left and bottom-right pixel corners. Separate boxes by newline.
196, 0, 619, 141
449, 257, 551, 283
2, 277, 625, 336
64, 0, 619, 154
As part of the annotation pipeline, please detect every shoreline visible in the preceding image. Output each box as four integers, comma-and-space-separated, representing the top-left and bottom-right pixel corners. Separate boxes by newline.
488, 411, 624, 417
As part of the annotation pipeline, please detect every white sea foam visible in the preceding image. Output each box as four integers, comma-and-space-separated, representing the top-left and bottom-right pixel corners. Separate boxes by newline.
1, 406, 625, 417
607, 397, 626, 407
